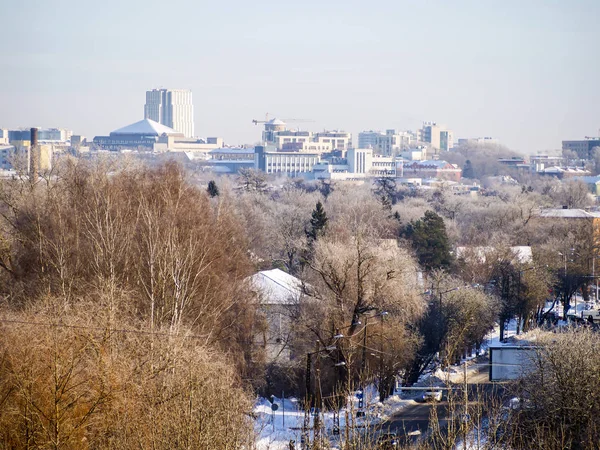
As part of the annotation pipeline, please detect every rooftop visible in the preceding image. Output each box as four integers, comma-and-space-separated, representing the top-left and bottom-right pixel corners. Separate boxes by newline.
539, 209, 600, 219
110, 119, 181, 136
210, 147, 256, 154
248, 269, 302, 305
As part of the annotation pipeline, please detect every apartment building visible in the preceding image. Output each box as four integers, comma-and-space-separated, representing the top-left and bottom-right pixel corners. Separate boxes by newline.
144, 88, 195, 138
357, 129, 414, 156
418, 122, 454, 152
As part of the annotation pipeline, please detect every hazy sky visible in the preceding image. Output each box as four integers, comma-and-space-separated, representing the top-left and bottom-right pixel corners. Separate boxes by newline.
1, 0, 599, 153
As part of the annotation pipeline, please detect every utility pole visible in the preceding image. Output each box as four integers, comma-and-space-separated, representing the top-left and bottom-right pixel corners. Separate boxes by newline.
379, 313, 384, 400
463, 359, 468, 448
314, 341, 322, 446
302, 353, 311, 450
359, 318, 368, 415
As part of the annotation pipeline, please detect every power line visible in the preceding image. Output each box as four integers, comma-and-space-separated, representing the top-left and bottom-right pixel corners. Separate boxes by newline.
0, 318, 208, 340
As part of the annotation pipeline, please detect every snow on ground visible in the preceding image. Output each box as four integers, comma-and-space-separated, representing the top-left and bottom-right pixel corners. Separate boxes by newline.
254, 322, 544, 449
254, 389, 417, 449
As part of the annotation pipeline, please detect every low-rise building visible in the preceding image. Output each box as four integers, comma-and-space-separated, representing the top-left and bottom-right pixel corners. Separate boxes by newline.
7, 128, 72, 143
530, 155, 566, 173
0, 145, 15, 170
93, 119, 223, 155
537, 166, 591, 179
248, 268, 302, 362
403, 160, 461, 182
255, 146, 321, 177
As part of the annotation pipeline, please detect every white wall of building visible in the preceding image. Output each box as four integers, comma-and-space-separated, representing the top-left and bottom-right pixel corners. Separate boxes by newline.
144, 88, 195, 138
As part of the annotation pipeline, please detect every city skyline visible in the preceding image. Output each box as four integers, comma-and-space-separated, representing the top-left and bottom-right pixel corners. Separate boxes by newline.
1, 0, 599, 152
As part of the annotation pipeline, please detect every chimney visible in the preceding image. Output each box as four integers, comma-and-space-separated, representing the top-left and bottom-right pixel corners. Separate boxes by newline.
29, 127, 39, 181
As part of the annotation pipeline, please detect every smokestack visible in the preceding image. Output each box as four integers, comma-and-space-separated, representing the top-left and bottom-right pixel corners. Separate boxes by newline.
29, 127, 39, 181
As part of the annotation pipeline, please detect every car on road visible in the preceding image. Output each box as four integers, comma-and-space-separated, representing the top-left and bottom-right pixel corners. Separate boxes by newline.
581, 309, 600, 322
422, 388, 443, 402
377, 432, 398, 449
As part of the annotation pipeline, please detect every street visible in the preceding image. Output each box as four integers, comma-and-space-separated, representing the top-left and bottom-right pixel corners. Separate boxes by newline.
381, 357, 507, 444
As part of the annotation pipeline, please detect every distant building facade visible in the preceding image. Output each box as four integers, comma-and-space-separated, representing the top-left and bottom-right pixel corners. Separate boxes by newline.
403, 160, 462, 181
6, 128, 72, 143
144, 88, 195, 138
93, 118, 183, 151
255, 146, 321, 177
562, 137, 600, 160
357, 129, 414, 156
260, 118, 351, 152
530, 155, 565, 173
418, 121, 454, 152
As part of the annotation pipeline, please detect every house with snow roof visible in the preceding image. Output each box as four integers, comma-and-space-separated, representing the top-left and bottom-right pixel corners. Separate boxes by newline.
248, 269, 303, 362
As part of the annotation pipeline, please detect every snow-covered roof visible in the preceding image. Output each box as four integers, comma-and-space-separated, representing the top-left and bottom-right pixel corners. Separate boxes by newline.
248, 269, 302, 305
456, 246, 533, 263
405, 160, 458, 169
539, 209, 600, 218
209, 147, 255, 154
110, 119, 180, 136
573, 176, 600, 184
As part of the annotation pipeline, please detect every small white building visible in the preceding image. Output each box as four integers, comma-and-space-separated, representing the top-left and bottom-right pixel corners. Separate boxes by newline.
248, 269, 303, 362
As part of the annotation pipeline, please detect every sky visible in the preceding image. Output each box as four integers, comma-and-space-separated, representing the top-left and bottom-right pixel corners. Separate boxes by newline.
1, 0, 599, 154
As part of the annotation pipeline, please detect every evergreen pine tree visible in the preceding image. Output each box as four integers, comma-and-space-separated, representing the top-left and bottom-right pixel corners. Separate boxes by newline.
380, 194, 392, 212
463, 160, 475, 179
405, 210, 452, 272
306, 201, 328, 241
207, 180, 220, 197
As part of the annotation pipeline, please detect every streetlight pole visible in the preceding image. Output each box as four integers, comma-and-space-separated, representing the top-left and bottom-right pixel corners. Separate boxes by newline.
302, 340, 342, 449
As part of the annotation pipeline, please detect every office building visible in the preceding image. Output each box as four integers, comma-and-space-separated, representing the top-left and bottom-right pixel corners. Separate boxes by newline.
313, 131, 352, 152
255, 146, 321, 177
358, 129, 415, 156
357, 130, 411, 155
260, 119, 351, 152
6, 128, 72, 143
144, 88, 195, 138
562, 137, 600, 160
418, 122, 453, 152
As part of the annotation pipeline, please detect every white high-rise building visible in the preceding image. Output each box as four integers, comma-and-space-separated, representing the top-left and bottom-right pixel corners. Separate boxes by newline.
144, 89, 195, 138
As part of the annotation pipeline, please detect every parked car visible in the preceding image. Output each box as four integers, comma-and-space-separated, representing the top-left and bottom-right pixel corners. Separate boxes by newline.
377, 432, 398, 449
422, 388, 443, 402
581, 309, 600, 322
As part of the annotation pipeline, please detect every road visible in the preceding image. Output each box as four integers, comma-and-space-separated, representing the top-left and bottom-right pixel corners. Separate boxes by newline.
380, 358, 507, 444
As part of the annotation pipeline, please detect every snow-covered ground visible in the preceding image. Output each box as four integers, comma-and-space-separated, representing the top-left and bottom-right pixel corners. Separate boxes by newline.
543, 296, 599, 319
254, 388, 418, 449
254, 320, 542, 449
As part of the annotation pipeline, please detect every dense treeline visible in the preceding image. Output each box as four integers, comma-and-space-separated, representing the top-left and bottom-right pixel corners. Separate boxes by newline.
1, 157, 598, 448
0, 160, 257, 448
